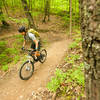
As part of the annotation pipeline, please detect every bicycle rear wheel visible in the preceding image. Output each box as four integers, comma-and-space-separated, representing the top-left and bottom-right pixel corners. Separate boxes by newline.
39, 49, 47, 63
19, 61, 34, 80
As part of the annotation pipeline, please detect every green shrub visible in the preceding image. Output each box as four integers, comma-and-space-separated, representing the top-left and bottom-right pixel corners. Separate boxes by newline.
13, 34, 23, 39
0, 40, 19, 66
69, 41, 79, 49
67, 67, 84, 86
47, 69, 66, 92
2, 65, 9, 71
74, 38, 82, 43
65, 54, 80, 64
0, 41, 6, 53
8, 17, 28, 24
14, 55, 20, 64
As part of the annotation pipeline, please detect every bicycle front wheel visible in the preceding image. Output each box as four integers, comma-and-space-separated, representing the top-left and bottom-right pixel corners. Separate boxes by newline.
19, 61, 34, 80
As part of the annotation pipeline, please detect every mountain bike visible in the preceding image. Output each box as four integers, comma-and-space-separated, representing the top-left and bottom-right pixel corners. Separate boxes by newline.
19, 48, 47, 80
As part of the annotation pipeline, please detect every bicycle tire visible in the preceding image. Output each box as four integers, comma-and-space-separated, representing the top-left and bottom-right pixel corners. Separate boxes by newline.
39, 49, 47, 63
19, 61, 34, 80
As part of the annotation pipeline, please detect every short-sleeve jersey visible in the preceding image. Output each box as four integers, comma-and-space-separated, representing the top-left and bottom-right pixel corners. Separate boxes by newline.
24, 32, 38, 43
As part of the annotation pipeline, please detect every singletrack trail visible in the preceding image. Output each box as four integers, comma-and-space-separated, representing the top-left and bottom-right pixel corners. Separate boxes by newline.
0, 39, 70, 100
0, 15, 71, 100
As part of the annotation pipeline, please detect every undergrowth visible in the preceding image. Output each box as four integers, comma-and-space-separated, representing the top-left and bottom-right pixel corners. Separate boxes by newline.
47, 29, 85, 99
0, 34, 24, 71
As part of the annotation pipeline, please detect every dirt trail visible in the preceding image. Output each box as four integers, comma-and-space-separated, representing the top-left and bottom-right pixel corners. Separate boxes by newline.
0, 39, 70, 100
0, 15, 70, 100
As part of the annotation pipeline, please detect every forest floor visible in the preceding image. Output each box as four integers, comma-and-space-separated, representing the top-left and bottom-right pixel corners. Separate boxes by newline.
0, 15, 72, 100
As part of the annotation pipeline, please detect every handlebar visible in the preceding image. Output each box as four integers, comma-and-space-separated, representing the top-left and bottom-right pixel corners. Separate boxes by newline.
22, 48, 36, 53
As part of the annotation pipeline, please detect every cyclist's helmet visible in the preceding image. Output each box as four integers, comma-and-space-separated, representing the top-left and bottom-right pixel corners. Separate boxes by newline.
18, 26, 26, 33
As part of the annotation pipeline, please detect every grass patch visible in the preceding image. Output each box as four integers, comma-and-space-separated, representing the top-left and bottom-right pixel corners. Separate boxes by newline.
47, 69, 66, 92
0, 41, 6, 52
74, 37, 82, 43
65, 54, 80, 64
0, 36, 23, 71
31, 11, 42, 17
0, 41, 14, 66
1, 65, 9, 71
0, 47, 19, 66
68, 41, 80, 49
14, 55, 20, 64
8, 17, 28, 25
66, 64, 84, 86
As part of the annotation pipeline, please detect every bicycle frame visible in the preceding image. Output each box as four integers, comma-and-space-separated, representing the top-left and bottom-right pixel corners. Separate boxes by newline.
23, 49, 37, 63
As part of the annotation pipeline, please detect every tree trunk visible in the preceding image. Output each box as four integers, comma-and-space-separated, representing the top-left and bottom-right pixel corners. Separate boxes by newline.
74, 0, 76, 27
21, 0, 36, 29
43, 0, 50, 23
80, 0, 100, 100
69, 0, 72, 35
29, 0, 32, 11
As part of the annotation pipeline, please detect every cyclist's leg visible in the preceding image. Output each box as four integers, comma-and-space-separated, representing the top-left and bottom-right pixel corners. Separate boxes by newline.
30, 43, 36, 57
31, 42, 40, 58
38, 41, 41, 51
35, 41, 41, 57
31, 42, 35, 50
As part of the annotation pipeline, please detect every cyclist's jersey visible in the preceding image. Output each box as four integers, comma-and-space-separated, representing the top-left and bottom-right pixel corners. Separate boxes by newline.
24, 32, 39, 43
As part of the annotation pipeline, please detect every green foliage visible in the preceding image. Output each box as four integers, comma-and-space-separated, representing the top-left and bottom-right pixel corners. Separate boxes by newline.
13, 34, 24, 43
0, 0, 3, 8
69, 41, 79, 49
65, 54, 80, 64
80, 62, 84, 68
14, 55, 20, 64
31, 11, 42, 17
8, 17, 28, 25
1, 65, 9, 71
0, 14, 5, 21
0, 34, 25, 69
13, 35, 24, 48
13, 34, 23, 38
67, 66, 84, 86
0, 40, 19, 67
0, 41, 6, 52
75, 29, 81, 34
0, 41, 11, 65
0, 52, 12, 65
4, 0, 80, 26
47, 69, 66, 92
0, 48, 19, 66
74, 37, 82, 43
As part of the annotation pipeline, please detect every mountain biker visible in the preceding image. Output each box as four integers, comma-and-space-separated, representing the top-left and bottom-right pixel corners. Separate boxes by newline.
18, 26, 41, 59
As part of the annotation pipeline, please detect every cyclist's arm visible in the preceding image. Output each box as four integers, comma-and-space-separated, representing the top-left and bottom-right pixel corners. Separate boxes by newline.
23, 40, 26, 47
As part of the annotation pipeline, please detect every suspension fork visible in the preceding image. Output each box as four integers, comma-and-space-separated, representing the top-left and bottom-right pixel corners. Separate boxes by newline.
27, 55, 32, 63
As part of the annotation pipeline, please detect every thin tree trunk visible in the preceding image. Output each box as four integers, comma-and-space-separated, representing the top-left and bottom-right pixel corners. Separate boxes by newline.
12, 0, 14, 7
43, 0, 50, 23
29, 0, 32, 11
69, 0, 70, 13
74, 0, 76, 28
21, 0, 36, 29
80, 0, 100, 100
30, 0, 32, 11
69, 0, 72, 35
